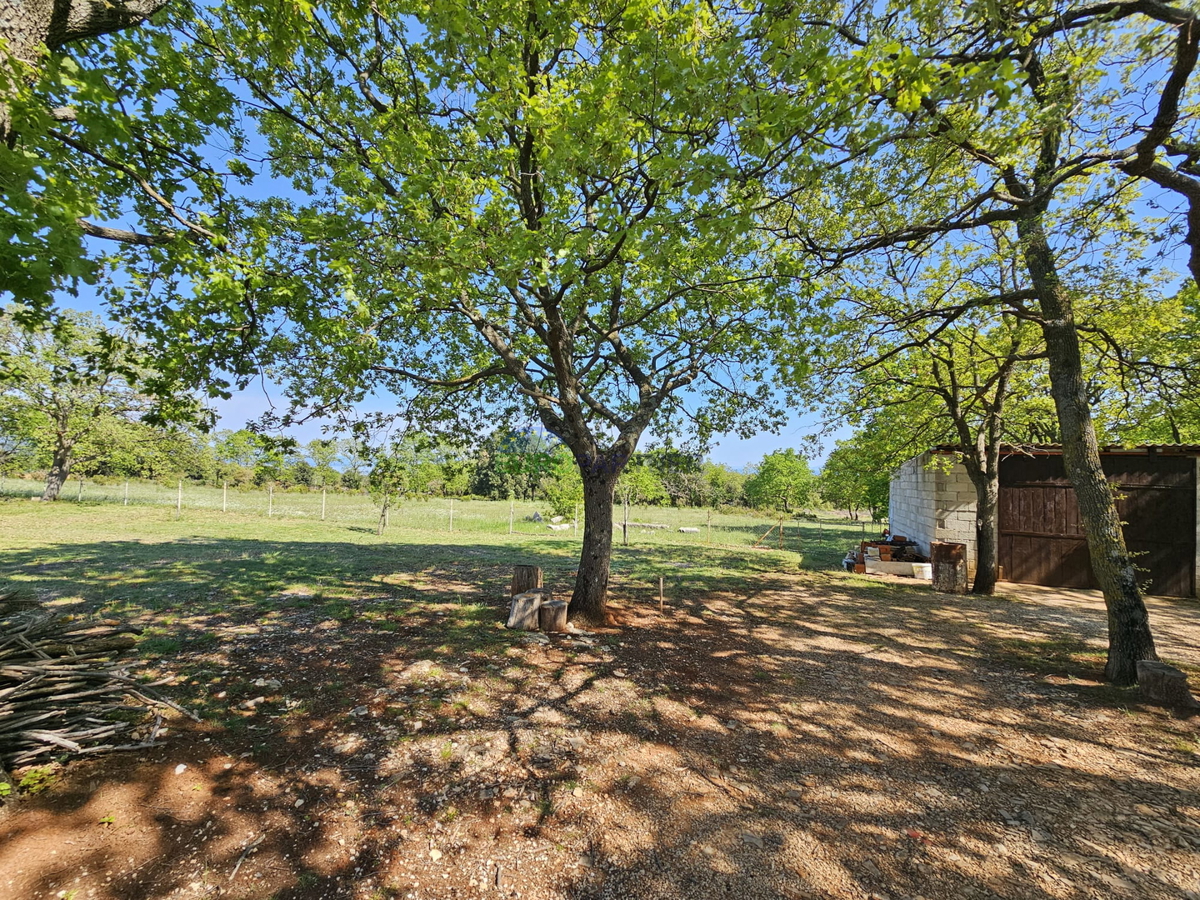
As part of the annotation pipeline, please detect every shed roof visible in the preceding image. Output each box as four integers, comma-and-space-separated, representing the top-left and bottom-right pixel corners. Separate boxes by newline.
930, 443, 1200, 457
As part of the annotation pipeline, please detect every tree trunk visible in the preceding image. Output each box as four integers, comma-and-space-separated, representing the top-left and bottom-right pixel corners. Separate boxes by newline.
511, 565, 542, 596
1018, 214, 1158, 684
569, 464, 620, 626
41, 443, 71, 500
969, 470, 1000, 595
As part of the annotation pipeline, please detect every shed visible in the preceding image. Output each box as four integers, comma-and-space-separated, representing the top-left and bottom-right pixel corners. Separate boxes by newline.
888, 445, 1200, 598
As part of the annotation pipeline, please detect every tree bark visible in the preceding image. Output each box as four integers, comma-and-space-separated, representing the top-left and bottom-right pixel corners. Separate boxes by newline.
569, 459, 621, 626
1017, 214, 1158, 685
41, 441, 71, 500
969, 469, 1000, 595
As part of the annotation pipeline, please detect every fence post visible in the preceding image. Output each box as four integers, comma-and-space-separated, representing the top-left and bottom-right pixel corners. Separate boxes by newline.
124, 480, 130, 506
778, 515, 784, 551
509, 498, 514, 535
707, 509, 712, 545
449, 498, 454, 533
176, 479, 182, 519
321, 486, 327, 521
268, 484, 274, 518
574, 501, 579, 539
77, 478, 83, 502
222, 481, 227, 513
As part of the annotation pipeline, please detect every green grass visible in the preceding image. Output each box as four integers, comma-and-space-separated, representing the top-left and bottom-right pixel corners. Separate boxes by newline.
0, 476, 877, 563
0, 495, 871, 625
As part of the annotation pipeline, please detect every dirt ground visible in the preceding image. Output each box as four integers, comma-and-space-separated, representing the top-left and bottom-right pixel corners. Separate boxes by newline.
2, 571, 1199, 900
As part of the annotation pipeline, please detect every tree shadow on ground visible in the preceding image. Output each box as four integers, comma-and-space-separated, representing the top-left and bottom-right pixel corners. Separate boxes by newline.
1, 538, 1198, 900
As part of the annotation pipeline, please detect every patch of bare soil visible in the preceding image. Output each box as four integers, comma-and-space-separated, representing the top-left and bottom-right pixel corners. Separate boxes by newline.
2, 572, 1199, 900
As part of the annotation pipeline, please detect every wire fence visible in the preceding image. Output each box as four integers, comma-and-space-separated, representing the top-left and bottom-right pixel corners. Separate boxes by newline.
0, 475, 881, 555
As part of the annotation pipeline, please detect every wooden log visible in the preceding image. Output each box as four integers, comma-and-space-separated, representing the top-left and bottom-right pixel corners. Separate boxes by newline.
511, 565, 543, 597
538, 600, 568, 633
931, 542, 968, 594
506, 590, 549, 630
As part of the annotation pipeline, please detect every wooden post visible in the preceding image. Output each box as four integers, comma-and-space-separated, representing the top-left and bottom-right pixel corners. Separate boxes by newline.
268, 484, 274, 517
622, 494, 629, 546
778, 516, 784, 550
77, 478, 83, 502
176, 479, 182, 519
222, 481, 227, 513
509, 498, 514, 534
707, 509, 712, 544
511, 565, 543, 596
124, 480, 130, 507
449, 498, 454, 533
573, 502, 579, 538
659, 575, 664, 612
321, 486, 327, 521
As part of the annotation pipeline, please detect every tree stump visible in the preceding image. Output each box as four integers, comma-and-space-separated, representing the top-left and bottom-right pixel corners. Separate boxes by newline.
539, 600, 568, 632
506, 589, 549, 630
1137, 660, 1200, 709
931, 542, 968, 594
511, 565, 543, 597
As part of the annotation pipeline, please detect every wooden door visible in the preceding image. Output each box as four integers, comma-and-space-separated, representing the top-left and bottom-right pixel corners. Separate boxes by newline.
998, 454, 1196, 597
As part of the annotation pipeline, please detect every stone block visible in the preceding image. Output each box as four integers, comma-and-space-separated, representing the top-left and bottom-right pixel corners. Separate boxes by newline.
1137, 660, 1200, 709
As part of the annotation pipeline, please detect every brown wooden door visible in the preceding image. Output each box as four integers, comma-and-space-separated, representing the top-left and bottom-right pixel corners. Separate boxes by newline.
998, 454, 1196, 597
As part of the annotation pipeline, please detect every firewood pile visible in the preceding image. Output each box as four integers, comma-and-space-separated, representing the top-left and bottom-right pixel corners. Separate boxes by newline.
1, 589, 196, 770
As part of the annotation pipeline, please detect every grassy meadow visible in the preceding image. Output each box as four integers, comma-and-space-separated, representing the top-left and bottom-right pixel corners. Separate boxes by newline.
0, 493, 876, 657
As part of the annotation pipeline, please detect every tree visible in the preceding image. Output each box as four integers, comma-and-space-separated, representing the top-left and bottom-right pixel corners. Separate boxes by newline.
807, 232, 1064, 593
152, 0, 798, 624
470, 427, 559, 501
305, 439, 342, 489
0, 306, 154, 499
820, 433, 900, 523
744, 449, 816, 514
757, 0, 1175, 682
701, 461, 747, 509
71, 418, 214, 482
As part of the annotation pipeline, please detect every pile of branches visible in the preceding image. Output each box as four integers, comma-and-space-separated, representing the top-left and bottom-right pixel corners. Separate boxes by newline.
1, 589, 196, 770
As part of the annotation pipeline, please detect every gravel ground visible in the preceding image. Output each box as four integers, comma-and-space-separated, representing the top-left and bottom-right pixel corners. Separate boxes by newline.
1, 571, 1198, 900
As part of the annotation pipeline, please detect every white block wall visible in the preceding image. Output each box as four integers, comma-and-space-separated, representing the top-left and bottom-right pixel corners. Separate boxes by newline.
888, 452, 978, 573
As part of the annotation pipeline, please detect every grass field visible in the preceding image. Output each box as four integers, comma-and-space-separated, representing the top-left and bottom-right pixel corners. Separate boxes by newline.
0, 494, 873, 617
0, 476, 880, 554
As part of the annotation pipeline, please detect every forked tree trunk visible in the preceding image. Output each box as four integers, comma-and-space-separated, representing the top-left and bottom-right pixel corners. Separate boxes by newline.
41, 443, 71, 500
1018, 214, 1158, 684
569, 463, 621, 626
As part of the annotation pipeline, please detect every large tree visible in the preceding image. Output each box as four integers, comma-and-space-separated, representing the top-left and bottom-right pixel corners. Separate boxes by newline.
744, 449, 816, 514
147, 0, 806, 624
757, 0, 1190, 683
